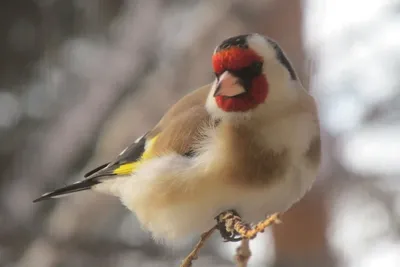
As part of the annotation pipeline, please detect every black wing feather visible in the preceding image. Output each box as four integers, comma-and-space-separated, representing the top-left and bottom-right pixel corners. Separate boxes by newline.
83, 162, 110, 178
33, 134, 148, 203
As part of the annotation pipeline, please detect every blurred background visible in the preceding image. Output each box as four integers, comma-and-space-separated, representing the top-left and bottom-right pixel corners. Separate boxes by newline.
1, 0, 400, 266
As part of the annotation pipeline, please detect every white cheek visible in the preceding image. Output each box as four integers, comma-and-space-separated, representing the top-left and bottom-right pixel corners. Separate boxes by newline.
247, 34, 276, 62
247, 34, 291, 86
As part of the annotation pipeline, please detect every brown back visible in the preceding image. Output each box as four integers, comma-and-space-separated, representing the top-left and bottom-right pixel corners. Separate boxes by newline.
148, 84, 212, 156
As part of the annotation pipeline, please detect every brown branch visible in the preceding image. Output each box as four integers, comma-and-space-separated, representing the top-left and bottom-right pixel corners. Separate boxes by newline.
216, 211, 282, 240
235, 213, 282, 239
226, 212, 282, 267
180, 212, 282, 267
235, 238, 251, 267
180, 226, 217, 267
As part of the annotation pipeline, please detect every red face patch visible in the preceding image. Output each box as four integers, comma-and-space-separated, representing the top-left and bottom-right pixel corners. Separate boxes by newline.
212, 48, 268, 112
215, 76, 268, 112
212, 47, 263, 75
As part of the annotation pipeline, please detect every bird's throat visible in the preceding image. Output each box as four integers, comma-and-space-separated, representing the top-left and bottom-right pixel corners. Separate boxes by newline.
215, 76, 268, 112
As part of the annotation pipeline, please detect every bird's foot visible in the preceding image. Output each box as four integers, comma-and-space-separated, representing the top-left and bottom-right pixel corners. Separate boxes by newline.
215, 210, 282, 241
215, 209, 247, 242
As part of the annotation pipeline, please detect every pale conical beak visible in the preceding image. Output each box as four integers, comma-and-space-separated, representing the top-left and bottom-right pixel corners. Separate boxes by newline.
213, 71, 246, 97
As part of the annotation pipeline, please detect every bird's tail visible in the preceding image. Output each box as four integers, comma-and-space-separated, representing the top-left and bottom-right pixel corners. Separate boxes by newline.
32, 179, 100, 203
33, 161, 119, 203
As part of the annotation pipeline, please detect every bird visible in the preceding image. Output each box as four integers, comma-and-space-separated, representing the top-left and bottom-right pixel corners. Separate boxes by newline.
33, 33, 321, 243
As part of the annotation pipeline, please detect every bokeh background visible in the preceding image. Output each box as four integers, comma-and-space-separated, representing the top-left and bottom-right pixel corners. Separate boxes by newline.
1, 0, 400, 266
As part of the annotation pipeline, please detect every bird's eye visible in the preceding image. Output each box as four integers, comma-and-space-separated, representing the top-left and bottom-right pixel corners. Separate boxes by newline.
251, 62, 263, 74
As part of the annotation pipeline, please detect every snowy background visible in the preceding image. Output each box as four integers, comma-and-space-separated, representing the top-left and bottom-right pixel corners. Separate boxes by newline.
0, 0, 399, 266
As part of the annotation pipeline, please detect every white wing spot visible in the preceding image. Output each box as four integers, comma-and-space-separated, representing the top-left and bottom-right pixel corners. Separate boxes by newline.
134, 135, 144, 143
118, 134, 145, 156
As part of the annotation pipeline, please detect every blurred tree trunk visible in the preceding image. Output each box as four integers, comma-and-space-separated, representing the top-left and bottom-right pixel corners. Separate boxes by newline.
258, 1, 334, 266
273, 186, 334, 267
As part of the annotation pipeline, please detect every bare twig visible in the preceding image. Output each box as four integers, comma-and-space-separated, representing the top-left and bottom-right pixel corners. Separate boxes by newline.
235, 238, 251, 267
180, 211, 282, 267
237, 213, 282, 239
216, 211, 282, 241
232, 213, 282, 267
180, 226, 217, 267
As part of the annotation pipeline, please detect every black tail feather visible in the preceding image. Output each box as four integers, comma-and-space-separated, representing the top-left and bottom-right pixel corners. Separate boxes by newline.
84, 162, 110, 178
33, 179, 100, 203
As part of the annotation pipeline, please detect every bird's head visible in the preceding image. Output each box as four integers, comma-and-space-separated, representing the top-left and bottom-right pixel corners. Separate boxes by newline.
206, 33, 299, 120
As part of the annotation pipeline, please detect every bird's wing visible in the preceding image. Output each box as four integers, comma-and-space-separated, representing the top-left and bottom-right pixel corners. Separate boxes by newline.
86, 83, 213, 177
33, 84, 213, 202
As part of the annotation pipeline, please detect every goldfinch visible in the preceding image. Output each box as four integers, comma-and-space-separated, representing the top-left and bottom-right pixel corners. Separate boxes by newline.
34, 33, 321, 242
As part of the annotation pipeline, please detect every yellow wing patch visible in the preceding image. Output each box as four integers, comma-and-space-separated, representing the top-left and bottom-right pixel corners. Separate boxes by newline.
112, 136, 159, 176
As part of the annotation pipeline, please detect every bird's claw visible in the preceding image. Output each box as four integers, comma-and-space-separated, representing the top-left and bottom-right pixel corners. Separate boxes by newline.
215, 210, 282, 242
218, 226, 243, 242
215, 209, 245, 242
223, 236, 243, 242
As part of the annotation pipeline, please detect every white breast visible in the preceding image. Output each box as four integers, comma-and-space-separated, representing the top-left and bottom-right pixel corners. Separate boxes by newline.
105, 112, 319, 243
227, 112, 319, 221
